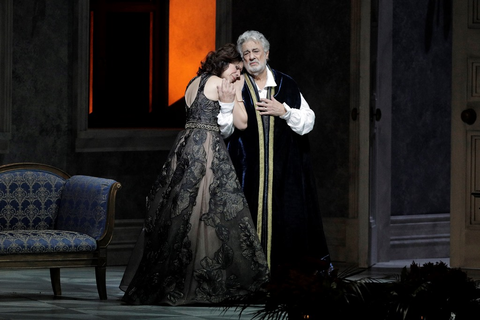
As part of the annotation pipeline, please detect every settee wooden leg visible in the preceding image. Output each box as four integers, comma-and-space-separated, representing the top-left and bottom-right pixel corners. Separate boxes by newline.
95, 266, 107, 300
50, 268, 62, 296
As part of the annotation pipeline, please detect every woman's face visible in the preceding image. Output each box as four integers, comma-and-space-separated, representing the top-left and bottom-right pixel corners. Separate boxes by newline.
221, 62, 243, 83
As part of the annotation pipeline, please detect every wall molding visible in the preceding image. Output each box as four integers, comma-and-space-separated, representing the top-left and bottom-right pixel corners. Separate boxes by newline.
323, 213, 450, 264
389, 213, 450, 260
110, 214, 450, 266
73, 0, 232, 153
107, 219, 143, 266
0, 0, 12, 154
469, 0, 480, 29
73, 1, 181, 152
468, 59, 480, 100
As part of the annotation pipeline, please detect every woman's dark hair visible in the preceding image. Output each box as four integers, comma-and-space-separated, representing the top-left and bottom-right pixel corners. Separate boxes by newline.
197, 43, 241, 76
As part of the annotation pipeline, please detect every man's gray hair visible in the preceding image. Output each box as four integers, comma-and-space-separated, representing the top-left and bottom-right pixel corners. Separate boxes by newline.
237, 30, 270, 54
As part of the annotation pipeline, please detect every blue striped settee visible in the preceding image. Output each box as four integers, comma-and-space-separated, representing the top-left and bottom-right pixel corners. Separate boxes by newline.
0, 163, 121, 299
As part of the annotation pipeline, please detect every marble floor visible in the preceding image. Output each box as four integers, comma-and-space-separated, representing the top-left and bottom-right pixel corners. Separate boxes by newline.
0, 258, 453, 320
0, 265, 264, 320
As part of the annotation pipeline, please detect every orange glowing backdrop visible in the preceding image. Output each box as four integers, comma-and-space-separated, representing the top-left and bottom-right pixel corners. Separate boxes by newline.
169, 0, 216, 106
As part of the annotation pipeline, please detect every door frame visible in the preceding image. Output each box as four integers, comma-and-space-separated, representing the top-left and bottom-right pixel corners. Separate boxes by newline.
349, 0, 372, 268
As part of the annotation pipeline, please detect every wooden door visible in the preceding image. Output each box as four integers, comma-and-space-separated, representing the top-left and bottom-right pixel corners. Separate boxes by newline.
451, 0, 480, 269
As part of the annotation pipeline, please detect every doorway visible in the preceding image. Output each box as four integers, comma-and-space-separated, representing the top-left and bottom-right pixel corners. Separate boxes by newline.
368, 0, 452, 265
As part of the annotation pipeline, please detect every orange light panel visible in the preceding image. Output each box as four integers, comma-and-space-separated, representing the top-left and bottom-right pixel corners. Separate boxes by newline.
169, 0, 216, 106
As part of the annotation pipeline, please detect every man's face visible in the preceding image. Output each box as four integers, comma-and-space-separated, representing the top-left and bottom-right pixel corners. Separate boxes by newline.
241, 40, 269, 76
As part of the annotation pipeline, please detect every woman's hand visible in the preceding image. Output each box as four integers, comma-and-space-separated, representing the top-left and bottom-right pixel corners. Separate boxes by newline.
217, 78, 235, 103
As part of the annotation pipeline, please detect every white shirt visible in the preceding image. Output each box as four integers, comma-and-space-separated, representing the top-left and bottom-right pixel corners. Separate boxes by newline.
218, 68, 315, 138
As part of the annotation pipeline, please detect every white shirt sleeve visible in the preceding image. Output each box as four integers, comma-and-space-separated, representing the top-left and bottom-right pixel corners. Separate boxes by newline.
217, 101, 234, 139
279, 93, 315, 135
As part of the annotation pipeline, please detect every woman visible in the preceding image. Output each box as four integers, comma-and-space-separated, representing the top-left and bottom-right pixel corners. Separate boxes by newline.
120, 43, 269, 306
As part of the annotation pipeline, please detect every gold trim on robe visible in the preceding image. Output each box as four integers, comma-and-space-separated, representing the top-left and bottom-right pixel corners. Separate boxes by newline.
244, 74, 275, 267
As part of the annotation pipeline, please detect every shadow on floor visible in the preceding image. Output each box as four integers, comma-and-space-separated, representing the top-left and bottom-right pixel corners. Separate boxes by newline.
0, 266, 260, 320
3, 258, 476, 320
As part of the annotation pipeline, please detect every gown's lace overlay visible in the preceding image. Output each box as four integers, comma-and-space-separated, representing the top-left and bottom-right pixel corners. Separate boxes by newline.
122, 74, 269, 305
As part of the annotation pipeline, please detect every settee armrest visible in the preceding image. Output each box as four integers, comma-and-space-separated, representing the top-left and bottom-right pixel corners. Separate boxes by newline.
55, 175, 121, 247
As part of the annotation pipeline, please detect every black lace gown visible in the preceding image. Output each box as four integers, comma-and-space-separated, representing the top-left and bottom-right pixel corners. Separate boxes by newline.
120, 74, 269, 305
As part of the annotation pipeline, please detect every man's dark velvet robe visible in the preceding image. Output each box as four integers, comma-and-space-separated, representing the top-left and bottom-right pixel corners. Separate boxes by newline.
227, 67, 330, 271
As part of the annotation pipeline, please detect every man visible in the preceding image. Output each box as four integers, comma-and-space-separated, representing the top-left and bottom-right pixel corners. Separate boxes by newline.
221, 30, 331, 272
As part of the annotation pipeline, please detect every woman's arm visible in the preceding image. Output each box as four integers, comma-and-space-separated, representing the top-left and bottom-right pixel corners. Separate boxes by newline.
214, 77, 236, 138
232, 75, 247, 130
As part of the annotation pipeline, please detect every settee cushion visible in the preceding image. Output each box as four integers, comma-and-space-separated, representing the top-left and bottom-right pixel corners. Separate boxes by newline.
0, 230, 97, 254
55, 175, 116, 240
0, 170, 66, 231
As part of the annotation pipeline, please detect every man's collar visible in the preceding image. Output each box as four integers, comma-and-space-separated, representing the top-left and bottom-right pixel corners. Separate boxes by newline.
265, 65, 277, 88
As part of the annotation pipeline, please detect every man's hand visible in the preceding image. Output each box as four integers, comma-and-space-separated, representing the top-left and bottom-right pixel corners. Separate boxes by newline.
256, 97, 287, 116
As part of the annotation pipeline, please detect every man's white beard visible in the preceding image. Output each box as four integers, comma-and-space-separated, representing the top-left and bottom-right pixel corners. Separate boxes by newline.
246, 64, 265, 77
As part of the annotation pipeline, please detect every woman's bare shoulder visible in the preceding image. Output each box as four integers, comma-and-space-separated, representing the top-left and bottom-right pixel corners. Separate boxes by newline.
203, 75, 222, 101
205, 75, 222, 87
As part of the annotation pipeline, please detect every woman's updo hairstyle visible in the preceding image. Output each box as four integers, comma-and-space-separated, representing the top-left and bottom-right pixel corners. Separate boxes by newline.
197, 43, 242, 76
